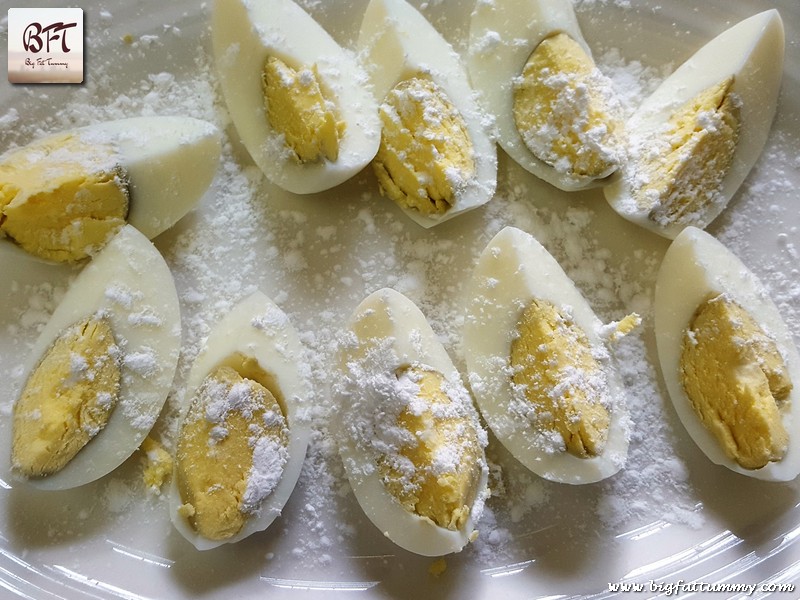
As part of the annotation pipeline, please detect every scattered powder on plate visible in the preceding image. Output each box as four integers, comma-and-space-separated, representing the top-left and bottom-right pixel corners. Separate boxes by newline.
1, 3, 798, 583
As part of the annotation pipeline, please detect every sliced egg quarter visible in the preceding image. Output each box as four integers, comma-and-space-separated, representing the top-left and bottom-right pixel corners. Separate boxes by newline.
655, 227, 800, 481
463, 227, 631, 484
357, 0, 497, 227
467, 0, 624, 191
335, 288, 489, 556
212, 0, 381, 195
0, 116, 221, 262
170, 291, 311, 550
9, 225, 181, 491
605, 10, 785, 239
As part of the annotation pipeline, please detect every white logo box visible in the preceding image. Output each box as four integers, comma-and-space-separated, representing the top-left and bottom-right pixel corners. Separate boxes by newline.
8, 7, 84, 84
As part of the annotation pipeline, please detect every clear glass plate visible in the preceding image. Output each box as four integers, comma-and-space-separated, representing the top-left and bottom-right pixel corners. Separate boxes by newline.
0, 1, 798, 598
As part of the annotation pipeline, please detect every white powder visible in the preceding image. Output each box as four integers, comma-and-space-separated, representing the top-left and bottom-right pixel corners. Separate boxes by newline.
122, 349, 159, 379
242, 435, 289, 514
0, 108, 19, 130
68, 352, 90, 381
514, 60, 624, 176
1, 3, 798, 593
127, 310, 163, 328
105, 284, 139, 309
104, 479, 135, 514
181, 368, 291, 518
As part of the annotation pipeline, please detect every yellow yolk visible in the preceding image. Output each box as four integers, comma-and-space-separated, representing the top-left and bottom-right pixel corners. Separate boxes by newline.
141, 436, 173, 491
262, 56, 344, 164
373, 76, 475, 216
12, 316, 121, 477
681, 294, 791, 470
0, 133, 129, 262
637, 77, 740, 226
378, 367, 482, 531
607, 313, 642, 343
428, 558, 448, 577
510, 299, 610, 458
513, 33, 622, 179
175, 365, 288, 541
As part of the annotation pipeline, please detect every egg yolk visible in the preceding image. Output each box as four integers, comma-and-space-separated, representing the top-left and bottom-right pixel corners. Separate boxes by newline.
510, 299, 610, 458
175, 364, 289, 541
140, 436, 173, 492
681, 294, 791, 470
513, 33, 623, 179
378, 367, 482, 531
373, 75, 476, 216
262, 56, 344, 164
11, 316, 121, 478
0, 133, 130, 262
636, 77, 740, 226
428, 558, 448, 577
607, 313, 642, 343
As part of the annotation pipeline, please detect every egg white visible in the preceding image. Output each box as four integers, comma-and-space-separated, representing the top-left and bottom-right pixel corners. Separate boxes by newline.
169, 290, 311, 550
605, 10, 785, 239
0, 116, 220, 260
88, 116, 221, 240
212, 0, 381, 195
463, 226, 629, 484
335, 288, 489, 556
654, 227, 800, 481
358, 0, 497, 228
467, 0, 613, 191
5, 225, 181, 490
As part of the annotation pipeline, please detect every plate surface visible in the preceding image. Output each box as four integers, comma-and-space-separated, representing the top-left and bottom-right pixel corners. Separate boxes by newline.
1, 1, 799, 598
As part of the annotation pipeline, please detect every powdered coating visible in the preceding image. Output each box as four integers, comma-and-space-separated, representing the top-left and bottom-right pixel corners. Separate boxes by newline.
175, 365, 289, 541
12, 316, 121, 477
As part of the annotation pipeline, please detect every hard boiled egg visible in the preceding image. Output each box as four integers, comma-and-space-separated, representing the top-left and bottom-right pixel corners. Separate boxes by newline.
7, 224, 181, 490
335, 288, 489, 556
358, 0, 497, 227
212, 0, 381, 195
0, 116, 221, 262
463, 227, 631, 484
655, 227, 800, 481
605, 10, 784, 239
169, 291, 311, 550
467, 0, 624, 191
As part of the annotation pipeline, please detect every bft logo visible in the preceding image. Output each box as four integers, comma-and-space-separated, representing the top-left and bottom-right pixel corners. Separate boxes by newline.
8, 8, 84, 84
23, 21, 78, 54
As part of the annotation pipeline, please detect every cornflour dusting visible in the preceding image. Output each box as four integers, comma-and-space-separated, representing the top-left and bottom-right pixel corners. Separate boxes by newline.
0, 3, 798, 595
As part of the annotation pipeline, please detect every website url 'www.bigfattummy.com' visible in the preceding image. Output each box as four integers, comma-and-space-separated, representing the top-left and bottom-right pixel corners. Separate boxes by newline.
607, 580, 796, 596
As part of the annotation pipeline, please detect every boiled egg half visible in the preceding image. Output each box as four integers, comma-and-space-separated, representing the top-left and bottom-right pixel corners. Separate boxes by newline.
467, 0, 624, 191
358, 0, 497, 227
463, 227, 632, 484
335, 288, 489, 556
169, 291, 311, 550
605, 10, 784, 239
0, 116, 221, 262
7, 224, 181, 490
655, 227, 800, 481
212, 0, 381, 194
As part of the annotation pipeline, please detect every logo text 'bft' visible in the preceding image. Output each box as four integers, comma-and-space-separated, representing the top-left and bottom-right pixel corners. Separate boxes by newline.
8, 8, 84, 84
23, 21, 78, 54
